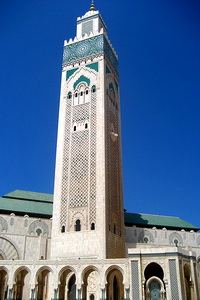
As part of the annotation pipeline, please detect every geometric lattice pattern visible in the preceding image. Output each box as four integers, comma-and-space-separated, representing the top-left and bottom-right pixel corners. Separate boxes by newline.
63, 35, 118, 76
63, 35, 103, 64
89, 92, 97, 223
60, 90, 97, 229
131, 260, 140, 300
69, 130, 89, 207
60, 100, 72, 227
169, 259, 179, 300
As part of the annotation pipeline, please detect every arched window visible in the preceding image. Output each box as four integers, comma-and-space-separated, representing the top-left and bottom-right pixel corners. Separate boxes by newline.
90, 294, 95, 300
61, 225, 65, 233
75, 219, 81, 231
174, 239, 179, 247
36, 228, 42, 236
92, 85, 96, 93
67, 92, 72, 99
91, 223, 95, 230
144, 263, 164, 281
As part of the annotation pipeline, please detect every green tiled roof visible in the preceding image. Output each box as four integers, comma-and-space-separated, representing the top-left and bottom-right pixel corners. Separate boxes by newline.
124, 212, 199, 231
3, 190, 53, 202
0, 190, 199, 231
0, 190, 53, 217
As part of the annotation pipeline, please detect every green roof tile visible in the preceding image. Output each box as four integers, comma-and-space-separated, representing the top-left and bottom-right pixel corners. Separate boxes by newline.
124, 212, 199, 231
0, 190, 53, 217
0, 190, 199, 231
3, 190, 53, 203
0, 197, 53, 216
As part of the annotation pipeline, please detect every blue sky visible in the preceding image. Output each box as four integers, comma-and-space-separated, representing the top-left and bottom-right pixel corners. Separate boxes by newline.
0, 0, 200, 227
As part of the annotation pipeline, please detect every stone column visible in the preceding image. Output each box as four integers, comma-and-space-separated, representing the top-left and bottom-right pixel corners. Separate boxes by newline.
77, 287, 81, 300
53, 288, 58, 300
29, 287, 35, 300
7, 286, 13, 300
124, 287, 130, 300
100, 288, 105, 300
190, 257, 198, 300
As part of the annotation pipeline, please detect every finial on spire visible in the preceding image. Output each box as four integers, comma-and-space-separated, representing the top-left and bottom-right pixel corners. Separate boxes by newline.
90, 0, 96, 11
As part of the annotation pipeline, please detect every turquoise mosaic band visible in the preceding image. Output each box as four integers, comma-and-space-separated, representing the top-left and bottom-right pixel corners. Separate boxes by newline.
63, 34, 118, 75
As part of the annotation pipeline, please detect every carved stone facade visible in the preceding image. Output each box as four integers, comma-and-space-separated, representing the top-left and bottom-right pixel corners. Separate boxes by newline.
0, 4, 200, 300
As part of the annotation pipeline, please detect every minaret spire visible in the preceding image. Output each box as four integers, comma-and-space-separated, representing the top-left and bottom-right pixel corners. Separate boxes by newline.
90, 0, 96, 11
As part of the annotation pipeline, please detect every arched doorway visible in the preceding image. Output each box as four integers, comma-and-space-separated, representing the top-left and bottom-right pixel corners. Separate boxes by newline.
82, 267, 99, 300
106, 267, 124, 300
0, 268, 8, 300
35, 267, 53, 300
58, 267, 76, 300
144, 263, 166, 300
13, 268, 30, 300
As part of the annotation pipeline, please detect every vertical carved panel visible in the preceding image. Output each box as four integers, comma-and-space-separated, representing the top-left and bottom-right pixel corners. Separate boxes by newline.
169, 259, 179, 300
131, 260, 140, 300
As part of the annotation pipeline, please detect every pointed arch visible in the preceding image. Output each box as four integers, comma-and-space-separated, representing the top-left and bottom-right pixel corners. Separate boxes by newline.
0, 236, 20, 260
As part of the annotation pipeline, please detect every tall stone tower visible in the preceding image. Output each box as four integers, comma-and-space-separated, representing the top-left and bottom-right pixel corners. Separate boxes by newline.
51, 2, 125, 260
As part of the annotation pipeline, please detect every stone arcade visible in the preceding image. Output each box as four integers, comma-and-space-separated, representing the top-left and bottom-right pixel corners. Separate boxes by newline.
0, 3, 200, 300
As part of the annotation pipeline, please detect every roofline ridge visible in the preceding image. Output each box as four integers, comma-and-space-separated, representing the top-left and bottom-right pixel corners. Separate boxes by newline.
125, 211, 180, 219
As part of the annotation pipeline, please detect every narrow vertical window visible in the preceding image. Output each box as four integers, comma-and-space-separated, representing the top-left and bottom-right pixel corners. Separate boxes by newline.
92, 85, 96, 93
67, 92, 72, 99
91, 223, 95, 230
61, 225, 65, 233
114, 224, 116, 234
74, 126, 76, 131
85, 123, 88, 129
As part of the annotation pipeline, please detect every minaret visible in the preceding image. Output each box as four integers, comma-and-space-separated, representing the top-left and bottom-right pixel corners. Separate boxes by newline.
51, 3, 125, 259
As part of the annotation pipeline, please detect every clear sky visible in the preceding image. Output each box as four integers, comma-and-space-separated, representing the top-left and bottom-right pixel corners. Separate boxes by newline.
1, 0, 200, 227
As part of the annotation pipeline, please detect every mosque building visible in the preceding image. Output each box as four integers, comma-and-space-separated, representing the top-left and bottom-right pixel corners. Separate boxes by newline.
0, 2, 200, 300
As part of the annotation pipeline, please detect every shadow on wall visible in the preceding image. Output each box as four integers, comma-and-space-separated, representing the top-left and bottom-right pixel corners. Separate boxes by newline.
124, 212, 153, 244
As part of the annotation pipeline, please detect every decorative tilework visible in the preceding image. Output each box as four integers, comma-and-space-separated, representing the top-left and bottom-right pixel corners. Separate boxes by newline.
63, 35, 103, 64
60, 91, 97, 228
104, 37, 118, 75
86, 62, 99, 72
169, 259, 179, 300
66, 68, 79, 80
131, 261, 140, 300
63, 35, 118, 76
74, 75, 90, 90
